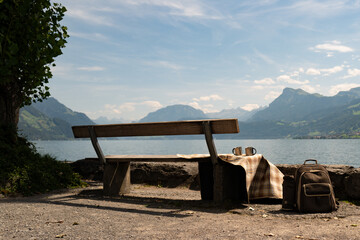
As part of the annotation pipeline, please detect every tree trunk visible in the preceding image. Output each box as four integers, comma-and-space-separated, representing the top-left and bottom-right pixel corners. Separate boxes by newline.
0, 83, 21, 142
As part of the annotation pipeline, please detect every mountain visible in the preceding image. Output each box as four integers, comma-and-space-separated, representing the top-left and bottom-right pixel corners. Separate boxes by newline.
235, 98, 360, 139
31, 97, 95, 126
139, 104, 207, 122
206, 107, 262, 121
237, 87, 360, 139
18, 106, 73, 140
18, 97, 95, 140
298, 98, 360, 136
250, 87, 360, 122
138, 104, 261, 123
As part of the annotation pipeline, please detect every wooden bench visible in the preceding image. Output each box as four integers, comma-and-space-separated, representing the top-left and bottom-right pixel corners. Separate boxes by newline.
72, 119, 239, 202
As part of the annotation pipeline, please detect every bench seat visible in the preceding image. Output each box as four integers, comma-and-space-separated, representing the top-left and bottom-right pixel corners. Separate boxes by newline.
85, 155, 211, 163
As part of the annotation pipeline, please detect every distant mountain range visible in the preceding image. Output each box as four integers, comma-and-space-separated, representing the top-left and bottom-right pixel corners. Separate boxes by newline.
18, 98, 95, 140
249, 87, 360, 122
18, 87, 360, 139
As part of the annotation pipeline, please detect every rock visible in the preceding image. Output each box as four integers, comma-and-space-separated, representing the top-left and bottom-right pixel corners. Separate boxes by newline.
345, 168, 360, 199
130, 162, 198, 188
70, 159, 360, 200
71, 159, 103, 181
70, 160, 199, 189
276, 164, 301, 176
326, 165, 354, 200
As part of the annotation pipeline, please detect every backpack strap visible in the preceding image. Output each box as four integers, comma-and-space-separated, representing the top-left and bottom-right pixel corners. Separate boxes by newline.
303, 159, 318, 165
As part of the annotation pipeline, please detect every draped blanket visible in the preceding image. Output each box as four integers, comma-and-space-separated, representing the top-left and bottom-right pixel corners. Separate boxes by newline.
218, 154, 283, 200
177, 154, 284, 200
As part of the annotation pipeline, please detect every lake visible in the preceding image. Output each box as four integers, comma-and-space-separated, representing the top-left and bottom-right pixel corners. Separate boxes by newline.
32, 139, 360, 167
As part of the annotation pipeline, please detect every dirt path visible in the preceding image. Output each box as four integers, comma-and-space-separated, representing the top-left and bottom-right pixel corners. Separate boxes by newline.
1, 183, 359, 240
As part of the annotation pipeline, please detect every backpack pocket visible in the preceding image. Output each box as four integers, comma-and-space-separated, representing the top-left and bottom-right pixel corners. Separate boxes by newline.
299, 183, 335, 213
282, 175, 296, 211
304, 183, 331, 196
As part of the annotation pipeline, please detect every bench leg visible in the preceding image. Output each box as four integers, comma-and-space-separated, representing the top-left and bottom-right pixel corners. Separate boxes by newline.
103, 162, 131, 196
213, 163, 224, 203
213, 162, 248, 203
198, 162, 214, 200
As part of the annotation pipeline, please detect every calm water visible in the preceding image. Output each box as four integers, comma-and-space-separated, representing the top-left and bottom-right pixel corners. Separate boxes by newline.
32, 139, 360, 167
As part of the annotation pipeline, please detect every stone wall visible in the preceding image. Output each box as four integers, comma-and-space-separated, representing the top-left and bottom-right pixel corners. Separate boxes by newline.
71, 159, 360, 200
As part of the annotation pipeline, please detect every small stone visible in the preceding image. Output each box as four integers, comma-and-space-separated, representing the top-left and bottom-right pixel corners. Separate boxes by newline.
55, 233, 66, 238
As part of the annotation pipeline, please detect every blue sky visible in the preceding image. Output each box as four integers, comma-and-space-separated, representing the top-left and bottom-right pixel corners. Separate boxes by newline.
50, 0, 360, 121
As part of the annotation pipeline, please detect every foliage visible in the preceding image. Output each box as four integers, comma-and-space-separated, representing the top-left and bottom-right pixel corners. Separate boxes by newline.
0, 0, 68, 107
0, 126, 85, 196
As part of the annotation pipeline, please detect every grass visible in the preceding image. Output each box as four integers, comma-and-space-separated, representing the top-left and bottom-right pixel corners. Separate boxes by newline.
0, 126, 86, 196
341, 200, 360, 206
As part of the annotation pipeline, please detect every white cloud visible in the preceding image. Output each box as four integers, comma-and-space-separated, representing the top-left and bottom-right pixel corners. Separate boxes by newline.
344, 68, 360, 79
264, 91, 282, 101
306, 65, 344, 76
254, 78, 275, 85
251, 85, 265, 90
141, 101, 163, 108
189, 101, 218, 113
291, 71, 300, 77
103, 101, 163, 114
193, 94, 223, 102
301, 85, 316, 93
122, 0, 216, 19
311, 41, 354, 55
69, 32, 109, 42
276, 75, 309, 85
241, 104, 260, 111
67, 9, 114, 27
306, 68, 321, 75
321, 65, 344, 75
329, 83, 360, 95
253, 48, 275, 64
77, 66, 105, 71
118, 103, 136, 112
315, 43, 353, 53
144, 60, 183, 70
51, 63, 74, 76
189, 101, 200, 109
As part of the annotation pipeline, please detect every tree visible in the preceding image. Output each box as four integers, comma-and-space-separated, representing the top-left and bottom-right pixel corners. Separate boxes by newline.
0, 0, 68, 134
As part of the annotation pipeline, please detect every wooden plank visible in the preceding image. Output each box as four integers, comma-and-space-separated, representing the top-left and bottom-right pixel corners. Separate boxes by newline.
202, 121, 218, 165
72, 119, 239, 138
88, 126, 106, 165
85, 155, 211, 163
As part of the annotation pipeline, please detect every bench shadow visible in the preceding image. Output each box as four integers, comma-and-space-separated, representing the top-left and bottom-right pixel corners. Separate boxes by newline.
72, 188, 248, 214
2, 186, 247, 219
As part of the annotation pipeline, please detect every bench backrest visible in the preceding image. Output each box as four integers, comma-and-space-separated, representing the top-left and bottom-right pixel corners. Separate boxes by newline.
72, 119, 239, 138
71, 119, 239, 165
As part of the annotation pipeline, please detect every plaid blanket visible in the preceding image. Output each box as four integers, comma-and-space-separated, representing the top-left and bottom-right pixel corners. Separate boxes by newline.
218, 154, 283, 200
177, 153, 284, 201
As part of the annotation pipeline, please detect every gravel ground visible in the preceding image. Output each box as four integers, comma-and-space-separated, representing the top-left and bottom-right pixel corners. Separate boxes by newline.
1, 183, 360, 240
